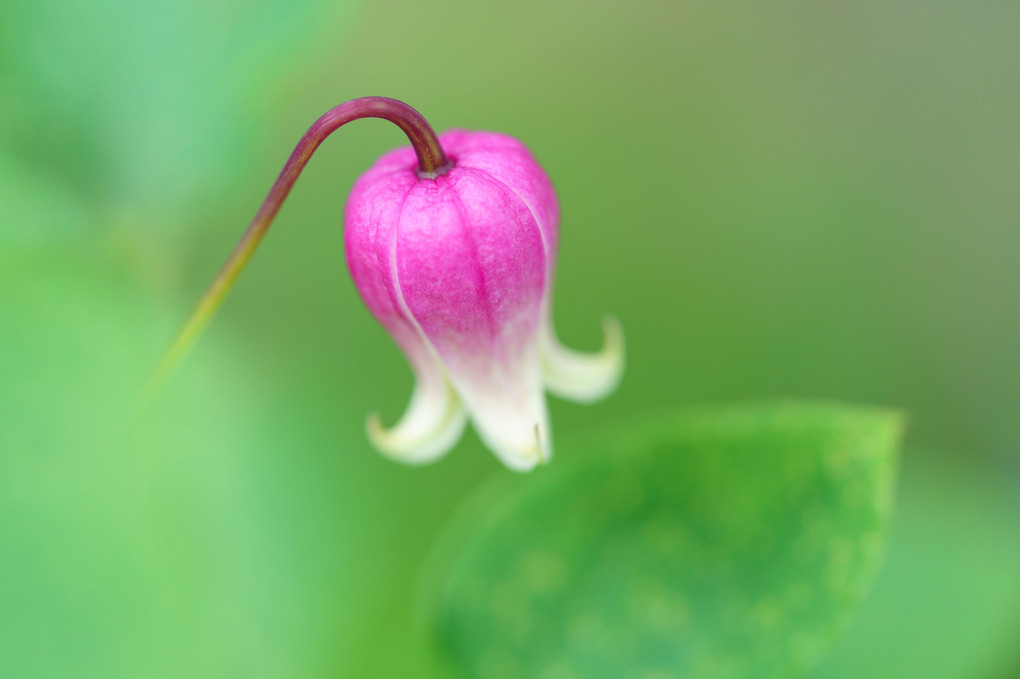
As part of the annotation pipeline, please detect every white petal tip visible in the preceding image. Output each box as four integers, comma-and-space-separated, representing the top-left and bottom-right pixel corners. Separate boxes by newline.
492, 422, 550, 473
365, 400, 467, 466
473, 415, 554, 468
542, 314, 625, 403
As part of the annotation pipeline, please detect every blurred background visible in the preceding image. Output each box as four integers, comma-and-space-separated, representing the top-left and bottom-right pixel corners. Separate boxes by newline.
1, 0, 1018, 676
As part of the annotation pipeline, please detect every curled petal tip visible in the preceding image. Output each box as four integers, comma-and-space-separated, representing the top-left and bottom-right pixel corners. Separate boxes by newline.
364, 385, 467, 465
542, 315, 625, 404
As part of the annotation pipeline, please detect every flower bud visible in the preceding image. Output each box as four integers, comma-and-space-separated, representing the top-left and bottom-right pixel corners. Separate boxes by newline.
345, 130, 623, 471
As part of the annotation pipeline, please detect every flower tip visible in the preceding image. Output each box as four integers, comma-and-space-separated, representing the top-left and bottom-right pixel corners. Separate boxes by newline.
542, 314, 626, 404
600, 313, 626, 379
364, 400, 467, 466
494, 421, 550, 473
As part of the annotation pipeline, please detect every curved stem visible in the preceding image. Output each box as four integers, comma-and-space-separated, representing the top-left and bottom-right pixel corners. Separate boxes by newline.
145, 97, 450, 399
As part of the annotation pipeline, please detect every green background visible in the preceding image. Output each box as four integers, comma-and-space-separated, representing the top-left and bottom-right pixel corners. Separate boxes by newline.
2, 0, 1018, 676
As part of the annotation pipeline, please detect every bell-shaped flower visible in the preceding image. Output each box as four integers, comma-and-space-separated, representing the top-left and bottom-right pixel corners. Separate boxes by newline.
151, 98, 621, 471
345, 130, 624, 471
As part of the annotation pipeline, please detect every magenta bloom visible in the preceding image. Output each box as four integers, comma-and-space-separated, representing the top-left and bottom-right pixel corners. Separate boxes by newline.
155, 99, 619, 469
345, 130, 624, 470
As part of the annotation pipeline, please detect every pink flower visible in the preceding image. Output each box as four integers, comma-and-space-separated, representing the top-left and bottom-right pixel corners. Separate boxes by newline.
345, 130, 624, 471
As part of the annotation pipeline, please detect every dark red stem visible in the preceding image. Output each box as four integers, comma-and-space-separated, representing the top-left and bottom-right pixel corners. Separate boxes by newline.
146, 97, 449, 396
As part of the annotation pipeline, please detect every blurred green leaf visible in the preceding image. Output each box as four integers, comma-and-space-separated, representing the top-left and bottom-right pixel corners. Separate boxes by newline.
808, 449, 1020, 679
0, 246, 166, 678
0, 245, 372, 677
0, 0, 359, 215
426, 403, 902, 678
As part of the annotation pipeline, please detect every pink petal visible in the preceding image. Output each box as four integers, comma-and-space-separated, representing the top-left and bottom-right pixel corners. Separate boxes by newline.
394, 168, 552, 469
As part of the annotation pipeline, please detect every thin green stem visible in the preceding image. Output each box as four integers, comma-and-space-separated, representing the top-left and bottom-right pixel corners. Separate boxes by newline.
144, 97, 450, 400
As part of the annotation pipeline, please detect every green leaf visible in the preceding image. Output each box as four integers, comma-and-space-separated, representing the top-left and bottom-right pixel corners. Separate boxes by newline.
806, 448, 1020, 679
1, 0, 361, 215
0, 246, 374, 677
425, 403, 903, 679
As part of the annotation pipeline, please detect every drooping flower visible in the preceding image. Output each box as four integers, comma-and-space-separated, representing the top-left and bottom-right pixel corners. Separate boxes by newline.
151, 98, 622, 471
345, 130, 624, 471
